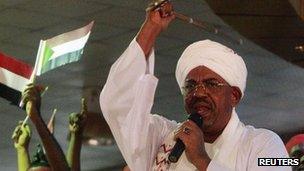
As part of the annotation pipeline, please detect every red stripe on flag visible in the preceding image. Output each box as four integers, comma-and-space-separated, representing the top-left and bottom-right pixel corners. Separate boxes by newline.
0, 52, 33, 79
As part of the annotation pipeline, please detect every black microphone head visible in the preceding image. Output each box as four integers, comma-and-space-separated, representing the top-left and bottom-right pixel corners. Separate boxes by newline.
188, 113, 203, 126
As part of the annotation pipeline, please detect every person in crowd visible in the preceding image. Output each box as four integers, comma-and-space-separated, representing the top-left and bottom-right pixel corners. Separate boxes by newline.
67, 98, 88, 171
29, 144, 52, 171
21, 84, 87, 171
12, 122, 51, 171
286, 134, 304, 171
22, 84, 70, 170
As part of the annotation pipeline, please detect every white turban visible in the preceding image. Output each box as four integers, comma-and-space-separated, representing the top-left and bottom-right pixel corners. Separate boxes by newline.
175, 39, 247, 97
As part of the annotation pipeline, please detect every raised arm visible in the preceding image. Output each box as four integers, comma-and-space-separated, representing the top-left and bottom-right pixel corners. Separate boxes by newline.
136, 1, 175, 57
22, 84, 70, 171
66, 98, 87, 171
100, 2, 176, 170
12, 122, 31, 171
100, 1, 175, 121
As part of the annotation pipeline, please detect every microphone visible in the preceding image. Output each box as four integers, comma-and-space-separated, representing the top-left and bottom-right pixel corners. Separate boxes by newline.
168, 113, 203, 163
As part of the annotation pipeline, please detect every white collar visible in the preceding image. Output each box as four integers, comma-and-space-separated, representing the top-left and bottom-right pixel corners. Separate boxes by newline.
204, 109, 240, 158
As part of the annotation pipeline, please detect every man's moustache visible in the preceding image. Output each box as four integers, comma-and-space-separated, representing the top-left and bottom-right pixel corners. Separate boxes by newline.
192, 98, 213, 110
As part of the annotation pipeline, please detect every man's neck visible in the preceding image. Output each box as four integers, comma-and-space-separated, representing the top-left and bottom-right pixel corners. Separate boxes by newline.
203, 111, 233, 143
203, 128, 225, 143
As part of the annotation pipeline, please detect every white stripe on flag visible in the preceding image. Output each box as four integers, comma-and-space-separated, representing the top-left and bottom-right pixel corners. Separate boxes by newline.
49, 31, 91, 61
0, 67, 31, 92
47, 21, 94, 48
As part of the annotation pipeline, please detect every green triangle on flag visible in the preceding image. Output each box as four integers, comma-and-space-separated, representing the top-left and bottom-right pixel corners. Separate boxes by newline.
42, 45, 54, 67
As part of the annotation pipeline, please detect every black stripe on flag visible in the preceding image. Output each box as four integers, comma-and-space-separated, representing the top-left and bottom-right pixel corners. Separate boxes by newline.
0, 83, 22, 106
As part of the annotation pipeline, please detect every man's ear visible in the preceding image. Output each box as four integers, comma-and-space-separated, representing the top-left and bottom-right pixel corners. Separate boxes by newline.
231, 86, 242, 107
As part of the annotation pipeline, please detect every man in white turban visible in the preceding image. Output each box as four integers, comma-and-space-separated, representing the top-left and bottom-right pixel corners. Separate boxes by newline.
100, 1, 290, 171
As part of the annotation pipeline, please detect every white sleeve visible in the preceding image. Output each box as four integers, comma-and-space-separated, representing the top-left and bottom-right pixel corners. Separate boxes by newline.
100, 38, 177, 171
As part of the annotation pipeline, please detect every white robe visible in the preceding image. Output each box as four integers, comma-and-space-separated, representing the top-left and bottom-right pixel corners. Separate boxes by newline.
100, 38, 291, 171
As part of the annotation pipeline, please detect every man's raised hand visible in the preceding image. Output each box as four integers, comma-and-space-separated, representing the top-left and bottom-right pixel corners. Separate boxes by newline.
146, 1, 175, 32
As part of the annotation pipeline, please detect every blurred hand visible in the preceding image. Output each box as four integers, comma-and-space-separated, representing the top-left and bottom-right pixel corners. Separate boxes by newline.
136, 1, 175, 57
145, 1, 175, 32
12, 121, 31, 149
21, 84, 45, 117
69, 98, 87, 133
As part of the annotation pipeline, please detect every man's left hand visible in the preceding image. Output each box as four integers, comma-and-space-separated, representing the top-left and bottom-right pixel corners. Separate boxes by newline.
174, 120, 211, 170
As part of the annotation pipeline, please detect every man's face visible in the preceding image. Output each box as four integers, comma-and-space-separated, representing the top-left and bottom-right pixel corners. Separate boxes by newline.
183, 66, 240, 134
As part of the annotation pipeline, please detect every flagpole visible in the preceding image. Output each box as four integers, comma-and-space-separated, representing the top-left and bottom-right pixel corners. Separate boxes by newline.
31, 39, 45, 82
21, 40, 44, 127
47, 108, 57, 134
22, 116, 30, 127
